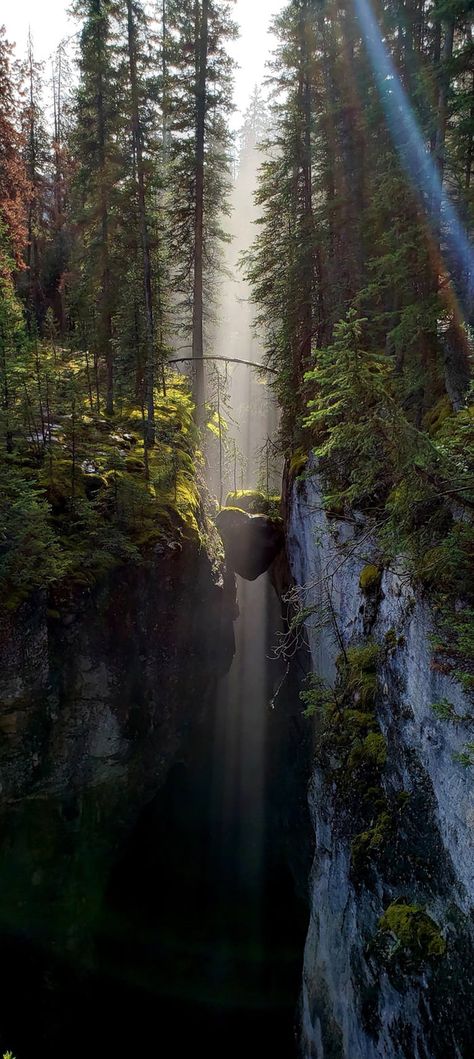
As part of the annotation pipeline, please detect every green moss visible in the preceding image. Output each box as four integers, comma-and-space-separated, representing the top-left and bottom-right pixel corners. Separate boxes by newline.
289, 448, 309, 477
124, 456, 146, 474
383, 628, 406, 653
225, 488, 264, 506
452, 742, 474, 768
345, 643, 381, 672
384, 628, 397, 652
359, 564, 382, 593
378, 901, 446, 963
343, 709, 377, 731
347, 731, 387, 772
313, 638, 391, 820
364, 732, 387, 767
422, 395, 453, 435
83, 472, 108, 498
339, 643, 381, 708
351, 810, 393, 872
39, 457, 87, 513
224, 490, 281, 517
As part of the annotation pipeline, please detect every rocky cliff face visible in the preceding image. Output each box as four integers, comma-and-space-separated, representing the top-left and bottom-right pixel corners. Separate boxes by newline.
0, 538, 236, 972
286, 457, 474, 1059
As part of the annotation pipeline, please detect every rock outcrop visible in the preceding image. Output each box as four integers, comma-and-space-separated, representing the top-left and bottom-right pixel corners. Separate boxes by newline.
286, 455, 474, 1059
0, 538, 236, 974
215, 506, 284, 581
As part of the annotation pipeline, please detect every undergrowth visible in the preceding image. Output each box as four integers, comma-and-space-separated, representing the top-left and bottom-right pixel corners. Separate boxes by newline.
0, 344, 204, 609
300, 311, 474, 685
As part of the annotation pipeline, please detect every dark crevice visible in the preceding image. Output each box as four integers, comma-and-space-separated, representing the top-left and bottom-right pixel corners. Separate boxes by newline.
0, 572, 312, 1059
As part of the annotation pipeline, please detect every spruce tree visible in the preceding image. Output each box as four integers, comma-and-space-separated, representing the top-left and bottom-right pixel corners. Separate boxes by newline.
0, 29, 31, 453
71, 0, 123, 415
124, 0, 162, 443
20, 33, 50, 332
165, 0, 236, 417
245, 0, 320, 437
247, 0, 473, 443
0, 29, 31, 268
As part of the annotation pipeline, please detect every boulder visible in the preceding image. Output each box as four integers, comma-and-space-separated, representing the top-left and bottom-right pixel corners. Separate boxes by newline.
215, 506, 284, 580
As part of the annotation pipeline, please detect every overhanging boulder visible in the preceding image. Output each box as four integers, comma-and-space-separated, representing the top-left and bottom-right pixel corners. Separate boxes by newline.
215, 507, 284, 581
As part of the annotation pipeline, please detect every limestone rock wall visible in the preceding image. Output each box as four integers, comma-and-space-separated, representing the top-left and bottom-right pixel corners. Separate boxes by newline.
286, 457, 474, 1059
0, 541, 236, 961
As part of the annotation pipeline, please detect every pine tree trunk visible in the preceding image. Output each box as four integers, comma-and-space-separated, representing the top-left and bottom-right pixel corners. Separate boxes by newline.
192, 0, 208, 423
162, 0, 168, 160
1, 341, 12, 453
299, 66, 314, 373
465, 71, 474, 191
96, 6, 113, 416
26, 36, 42, 332
432, 18, 470, 404
127, 0, 156, 445
295, 1, 314, 386
53, 45, 66, 334
433, 17, 454, 246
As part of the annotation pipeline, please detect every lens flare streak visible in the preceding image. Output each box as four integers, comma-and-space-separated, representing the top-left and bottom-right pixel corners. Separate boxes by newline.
354, 0, 473, 314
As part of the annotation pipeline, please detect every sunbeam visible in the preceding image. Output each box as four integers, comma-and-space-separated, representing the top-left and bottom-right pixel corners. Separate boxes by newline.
354, 0, 474, 316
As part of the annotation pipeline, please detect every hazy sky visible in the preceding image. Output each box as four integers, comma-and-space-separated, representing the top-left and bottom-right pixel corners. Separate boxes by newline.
4, 0, 285, 120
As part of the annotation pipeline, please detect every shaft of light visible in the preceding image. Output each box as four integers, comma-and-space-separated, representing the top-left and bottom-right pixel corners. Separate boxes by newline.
354, 0, 473, 315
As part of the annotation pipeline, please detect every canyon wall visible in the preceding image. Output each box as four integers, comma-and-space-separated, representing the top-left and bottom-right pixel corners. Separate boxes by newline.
287, 456, 474, 1059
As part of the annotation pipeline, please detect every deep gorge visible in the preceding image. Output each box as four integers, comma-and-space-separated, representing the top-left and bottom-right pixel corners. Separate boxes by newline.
1, 0, 473, 1054
1, 473, 473, 1057
0, 531, 311, 1058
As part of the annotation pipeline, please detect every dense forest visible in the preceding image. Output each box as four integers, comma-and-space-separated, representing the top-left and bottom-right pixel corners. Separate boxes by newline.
1, 0, 239, 603
0, 2, 473, 1057
1, 0, 472, 646
247, 0, 474, 689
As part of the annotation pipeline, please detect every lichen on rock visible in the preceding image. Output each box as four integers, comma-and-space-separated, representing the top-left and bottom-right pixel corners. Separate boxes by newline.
377, 901, 446, 964
359, 564, 382, 594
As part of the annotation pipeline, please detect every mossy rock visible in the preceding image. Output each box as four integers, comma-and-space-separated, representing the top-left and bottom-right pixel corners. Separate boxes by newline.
345, 643, 381, 672
289, 448, 309, 478
338, 643, 381, 708
221, 504, 247, 515
224, 490, 281, 517
83, 472, 108, 499
343, 709, 378, 732
124, 456, 146, 475
384, 628, 398, 652
378, 901, 446, 964
215, 507, 284, 580
422, 395, 453, 435
352, 810, 393, 873
363, 731, 388, 767
39, 459, 87, 514
347, 732, 387, 773
359, 564, 382, 593
320, 640, 388, 801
